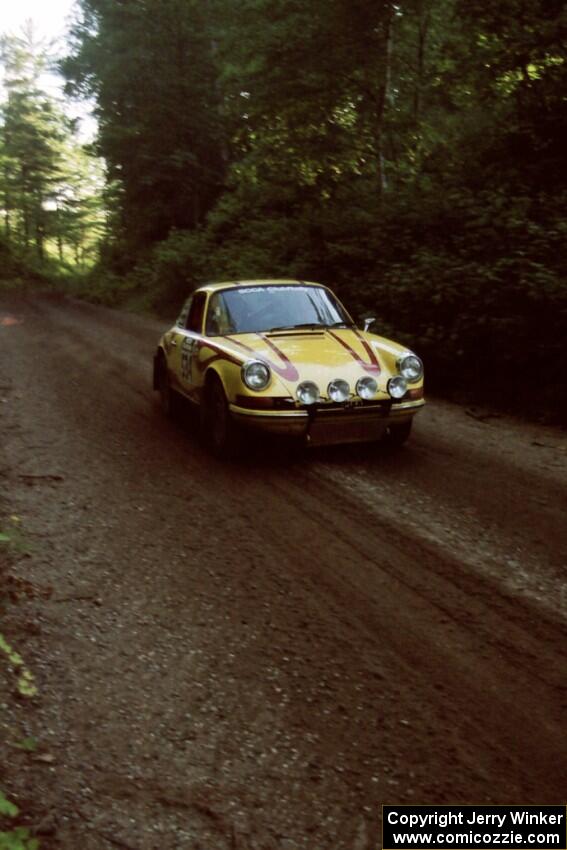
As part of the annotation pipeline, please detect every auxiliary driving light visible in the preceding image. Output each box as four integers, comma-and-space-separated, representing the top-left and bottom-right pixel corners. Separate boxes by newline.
296, 381, 320, 405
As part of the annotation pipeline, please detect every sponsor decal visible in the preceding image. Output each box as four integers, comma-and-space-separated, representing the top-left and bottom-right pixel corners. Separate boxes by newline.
181, 337, 195, 381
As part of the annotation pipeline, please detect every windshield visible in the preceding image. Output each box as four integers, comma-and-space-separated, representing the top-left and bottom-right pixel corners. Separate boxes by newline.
205, 285, 352, 336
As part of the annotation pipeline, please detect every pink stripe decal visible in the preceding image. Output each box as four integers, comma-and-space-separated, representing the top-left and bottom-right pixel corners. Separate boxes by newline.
196, 341, 242, 371
327, 330, 381, 375
227, 336, 300, 382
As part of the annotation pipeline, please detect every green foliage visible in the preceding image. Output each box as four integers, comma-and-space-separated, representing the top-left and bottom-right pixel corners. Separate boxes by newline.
12, 739, 38, 754
0, 25, 105, 275
0, 518, 31, 557
135, 229, 213, 312
0, 633, 38, 699
0, 27, 65, 263
63, 0, 226, 251
0, 827, 39, 850
0, 792, 40, 849
61, 0, 566, 420
0, 510, 41, 850
219, 0, 395, 191
0, 794, 18, 819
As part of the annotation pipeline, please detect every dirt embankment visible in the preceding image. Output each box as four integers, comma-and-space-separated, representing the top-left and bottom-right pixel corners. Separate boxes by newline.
0, 292, 566, 850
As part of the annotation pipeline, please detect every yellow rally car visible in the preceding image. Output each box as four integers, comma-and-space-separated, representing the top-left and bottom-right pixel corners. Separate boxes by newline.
153, 280, 424, 455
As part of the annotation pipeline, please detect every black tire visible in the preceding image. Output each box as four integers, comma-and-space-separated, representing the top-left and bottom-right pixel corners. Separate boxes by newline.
384, 419, 413, 447
157, 355, 179, 419
201, 376, 240, 458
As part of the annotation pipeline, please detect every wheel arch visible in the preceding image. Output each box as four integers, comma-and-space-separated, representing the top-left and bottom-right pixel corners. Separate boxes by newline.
202, 362, 237, 403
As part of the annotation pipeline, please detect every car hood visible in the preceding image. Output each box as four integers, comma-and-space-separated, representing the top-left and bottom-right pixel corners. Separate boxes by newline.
220, 328, 403, 396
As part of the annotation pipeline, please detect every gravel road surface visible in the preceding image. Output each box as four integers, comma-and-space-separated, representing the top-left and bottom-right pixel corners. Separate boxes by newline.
0, 292, 566, 849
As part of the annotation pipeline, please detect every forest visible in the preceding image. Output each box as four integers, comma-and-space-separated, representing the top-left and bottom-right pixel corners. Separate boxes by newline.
1, 0, 566, 419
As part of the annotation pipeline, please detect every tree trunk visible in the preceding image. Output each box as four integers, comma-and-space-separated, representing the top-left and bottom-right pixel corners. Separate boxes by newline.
22, 206, 30, 248
413, 1, 431, 127
36, 222, 45, 263
3, 166, 12, 239
375, 2, 395, 195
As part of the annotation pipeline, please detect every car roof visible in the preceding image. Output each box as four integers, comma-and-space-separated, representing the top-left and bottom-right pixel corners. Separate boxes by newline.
197, 279, 323, 294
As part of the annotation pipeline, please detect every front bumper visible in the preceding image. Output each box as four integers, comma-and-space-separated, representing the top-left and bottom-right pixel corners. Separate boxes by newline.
230, 399, 425, 446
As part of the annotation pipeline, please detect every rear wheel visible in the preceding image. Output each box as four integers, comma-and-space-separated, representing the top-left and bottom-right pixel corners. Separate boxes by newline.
201, 376, 240, 458
384, 419, 412, 447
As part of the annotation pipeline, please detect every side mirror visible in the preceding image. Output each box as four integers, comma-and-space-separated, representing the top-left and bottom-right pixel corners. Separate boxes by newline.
361, 316, 376, 332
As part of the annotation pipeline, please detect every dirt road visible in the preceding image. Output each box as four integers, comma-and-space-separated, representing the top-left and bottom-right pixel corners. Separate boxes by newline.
1, 292, 566, 849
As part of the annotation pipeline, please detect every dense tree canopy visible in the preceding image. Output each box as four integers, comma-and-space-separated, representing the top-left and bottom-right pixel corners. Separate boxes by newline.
63, 0, 226, 257
0, 26, 64, 260
5, 0, 565, 416
0, 24, 105, 268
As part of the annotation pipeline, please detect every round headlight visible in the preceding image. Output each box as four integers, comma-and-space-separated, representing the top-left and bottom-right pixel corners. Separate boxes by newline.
296, 381, 320, 405
399, 354, 423, 382
242, 360, 271, 390
388, 376, 408, 399
356, 376, 378, 399
328, 379, 350, 403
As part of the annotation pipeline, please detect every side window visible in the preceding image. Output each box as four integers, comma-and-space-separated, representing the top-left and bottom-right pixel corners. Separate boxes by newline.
206, 292, 225, 335
176, 297, 192, 328
186, 292, 207, 333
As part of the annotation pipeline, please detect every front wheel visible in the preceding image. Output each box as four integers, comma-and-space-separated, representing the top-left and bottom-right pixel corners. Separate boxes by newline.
384, 419, 413, 447
201, 377, 240, 458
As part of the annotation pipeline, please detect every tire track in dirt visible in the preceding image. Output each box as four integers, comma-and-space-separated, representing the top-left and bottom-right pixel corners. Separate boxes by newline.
1, 292, 565, 850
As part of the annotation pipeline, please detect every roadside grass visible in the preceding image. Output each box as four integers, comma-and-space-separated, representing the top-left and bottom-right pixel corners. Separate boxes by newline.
0, 633, 38, 701
0, 516, 41, 849
0, 519, 32, 559
0, 791, 39, 849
